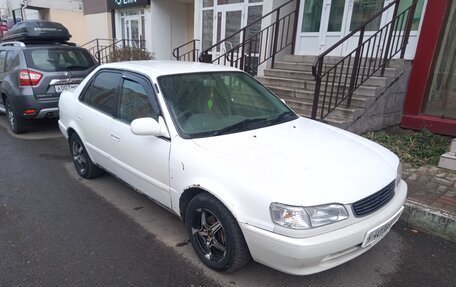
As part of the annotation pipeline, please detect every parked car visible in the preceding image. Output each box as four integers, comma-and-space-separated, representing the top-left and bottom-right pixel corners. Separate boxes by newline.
0, 20, 97, 133
58, 61, 407, 275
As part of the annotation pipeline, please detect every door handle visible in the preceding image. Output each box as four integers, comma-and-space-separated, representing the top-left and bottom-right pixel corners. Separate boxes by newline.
111, 134, 120, 141
76, 116, 81, 120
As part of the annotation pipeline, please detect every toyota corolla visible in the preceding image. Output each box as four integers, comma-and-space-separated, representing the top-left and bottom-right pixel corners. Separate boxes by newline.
58, 61, 406, 275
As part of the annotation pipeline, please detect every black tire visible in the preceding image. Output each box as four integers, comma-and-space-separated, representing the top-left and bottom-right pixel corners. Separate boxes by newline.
5, 98, 26, 134
186, 193, 251, 273
69, 133, 104, 179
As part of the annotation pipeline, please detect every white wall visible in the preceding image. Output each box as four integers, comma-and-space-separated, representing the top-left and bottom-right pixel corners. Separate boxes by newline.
150, 0, 188, 60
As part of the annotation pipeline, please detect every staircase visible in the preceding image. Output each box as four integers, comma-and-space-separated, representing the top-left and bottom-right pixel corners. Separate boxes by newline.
174, 0, 418, 133
257, 54, 404, 129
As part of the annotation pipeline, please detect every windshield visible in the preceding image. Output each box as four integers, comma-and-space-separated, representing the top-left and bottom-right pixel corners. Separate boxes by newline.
158, 72, 298, 138
25, 47, 95, 72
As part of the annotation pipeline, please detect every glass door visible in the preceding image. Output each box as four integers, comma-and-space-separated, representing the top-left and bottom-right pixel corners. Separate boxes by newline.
213, 4, 245, 58
341, 0, 387, 55
295, 0, 352, 56
121, 11, 145, 48
295, 0, 426, 58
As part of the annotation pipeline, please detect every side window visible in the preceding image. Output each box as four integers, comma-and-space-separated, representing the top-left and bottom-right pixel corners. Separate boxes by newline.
5, 51, 15, 71
117, 78, 156, 123
84, 71, 122, 114
0, 51, 8, 72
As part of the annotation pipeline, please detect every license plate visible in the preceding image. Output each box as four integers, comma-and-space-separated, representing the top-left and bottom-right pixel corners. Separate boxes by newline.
361, 206, 403, 248
55, 84, 78, 93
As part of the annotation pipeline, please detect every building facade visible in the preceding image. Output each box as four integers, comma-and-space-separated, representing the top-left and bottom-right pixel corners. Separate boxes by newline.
401, 0, 456, 135
1, 0, 88, 44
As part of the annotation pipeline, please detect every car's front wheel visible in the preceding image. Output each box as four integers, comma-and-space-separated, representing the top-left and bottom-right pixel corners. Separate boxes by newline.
5, 98, 26, 134
69, 133, 104, 179
185, 193, 251, 273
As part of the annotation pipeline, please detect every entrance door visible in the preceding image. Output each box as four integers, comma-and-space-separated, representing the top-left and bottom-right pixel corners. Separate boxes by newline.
296, 0, 385, 56
121, 11, 145, 48
212, 4, 245, 60
296, 0, 425, 58
296, 0, 348, 55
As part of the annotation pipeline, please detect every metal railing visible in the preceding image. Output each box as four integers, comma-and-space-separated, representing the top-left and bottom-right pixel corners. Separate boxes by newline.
173, 39, 200, 61
199, 0, 299, 75
82, 38, 147, 64
311, 0, 418, 120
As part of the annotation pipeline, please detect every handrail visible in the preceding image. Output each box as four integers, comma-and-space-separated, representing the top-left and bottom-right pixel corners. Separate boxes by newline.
310, 0, 418, 120
83, 38, 147, 64
199, 0, 299, 75
200, 0, 294, 58
173, 39, 200, 61
81, 38, 114, 48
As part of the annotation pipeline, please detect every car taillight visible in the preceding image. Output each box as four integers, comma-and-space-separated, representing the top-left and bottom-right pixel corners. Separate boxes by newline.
19, 69, 43, 86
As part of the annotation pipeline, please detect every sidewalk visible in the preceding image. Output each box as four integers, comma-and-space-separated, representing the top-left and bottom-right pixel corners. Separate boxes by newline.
400, 163, 456, 242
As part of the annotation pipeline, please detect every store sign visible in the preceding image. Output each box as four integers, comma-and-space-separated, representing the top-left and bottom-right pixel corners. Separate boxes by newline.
108, 0, 150, 10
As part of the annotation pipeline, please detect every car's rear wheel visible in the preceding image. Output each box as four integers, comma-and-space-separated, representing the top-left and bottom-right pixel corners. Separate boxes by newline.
69, 133, 104, 179
5, 98, 26, 134
185, 193, 251, 273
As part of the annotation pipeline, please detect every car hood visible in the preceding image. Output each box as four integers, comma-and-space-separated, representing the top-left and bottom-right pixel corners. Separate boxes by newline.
190, 117, 399, 206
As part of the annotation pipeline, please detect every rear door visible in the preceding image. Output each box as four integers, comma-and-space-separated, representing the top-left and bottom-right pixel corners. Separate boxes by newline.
77, 70, 122, 172
23, 46, 96, 100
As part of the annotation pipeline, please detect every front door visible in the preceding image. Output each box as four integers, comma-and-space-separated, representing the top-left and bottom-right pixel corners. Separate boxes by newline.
295, 0, 425, 59
108, 72, 171, 207
121, 11, 145, 48
213, 4, 245, 60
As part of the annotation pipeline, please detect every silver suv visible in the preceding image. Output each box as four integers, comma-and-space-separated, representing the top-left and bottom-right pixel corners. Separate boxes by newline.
0, 21, 97, 134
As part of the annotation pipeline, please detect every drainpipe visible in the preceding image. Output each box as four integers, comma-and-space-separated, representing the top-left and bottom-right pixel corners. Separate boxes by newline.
21, 0, 28, 21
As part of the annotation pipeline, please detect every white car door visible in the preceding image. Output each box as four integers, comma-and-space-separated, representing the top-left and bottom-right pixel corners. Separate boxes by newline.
107, 72, 172, 207
77, 70, 123, 173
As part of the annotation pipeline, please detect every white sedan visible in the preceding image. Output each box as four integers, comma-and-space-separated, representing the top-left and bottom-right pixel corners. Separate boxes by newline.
58, 61, 407, 275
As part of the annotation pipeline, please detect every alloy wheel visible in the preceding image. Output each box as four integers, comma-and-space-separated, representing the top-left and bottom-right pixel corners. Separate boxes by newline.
191, 208, 227, 262
71, 140, 87, 175
6, 101, 16, 130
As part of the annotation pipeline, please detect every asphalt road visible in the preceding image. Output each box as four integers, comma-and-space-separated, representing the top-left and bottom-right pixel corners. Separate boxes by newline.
0, 116, 455, 287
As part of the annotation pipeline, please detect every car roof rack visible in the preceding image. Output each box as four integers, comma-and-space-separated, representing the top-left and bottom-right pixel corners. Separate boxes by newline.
2, 20, 71, 44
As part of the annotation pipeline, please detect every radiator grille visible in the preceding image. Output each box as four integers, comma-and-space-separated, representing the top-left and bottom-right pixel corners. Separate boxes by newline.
352, 181, 395, 217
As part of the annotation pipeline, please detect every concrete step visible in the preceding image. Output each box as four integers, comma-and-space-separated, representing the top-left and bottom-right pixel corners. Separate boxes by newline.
438, 152, 456, 171
264, 68, 390, 87
283, 54, 406, 69
268, 85, 375, 108
257, 75, 383, 97
274, 61, 398, 78
283, 97, 364, 119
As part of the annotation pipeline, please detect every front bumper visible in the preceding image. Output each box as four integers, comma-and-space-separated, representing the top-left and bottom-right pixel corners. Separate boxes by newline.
241, 180, 407, 275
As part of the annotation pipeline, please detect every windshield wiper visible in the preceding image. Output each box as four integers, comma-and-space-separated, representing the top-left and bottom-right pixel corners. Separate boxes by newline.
268, 111, 297, 124
212, 117, 267, 136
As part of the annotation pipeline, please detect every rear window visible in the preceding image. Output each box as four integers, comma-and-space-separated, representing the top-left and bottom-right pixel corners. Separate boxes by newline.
24, 47, 95, 72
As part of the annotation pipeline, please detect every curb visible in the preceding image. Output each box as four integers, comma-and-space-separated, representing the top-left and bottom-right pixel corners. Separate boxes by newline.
400, 199, 456, 243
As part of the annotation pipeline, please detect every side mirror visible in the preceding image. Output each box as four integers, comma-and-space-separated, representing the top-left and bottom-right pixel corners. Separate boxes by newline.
130, 117, 170, 138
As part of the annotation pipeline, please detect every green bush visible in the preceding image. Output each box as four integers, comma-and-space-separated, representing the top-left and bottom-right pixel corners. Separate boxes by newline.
110, 47, 154, 62
364, 128, 452, 167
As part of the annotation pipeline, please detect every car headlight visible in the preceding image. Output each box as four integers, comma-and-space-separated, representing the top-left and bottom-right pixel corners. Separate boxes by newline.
270, 203, 349, 230
396, 162, 402, 188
